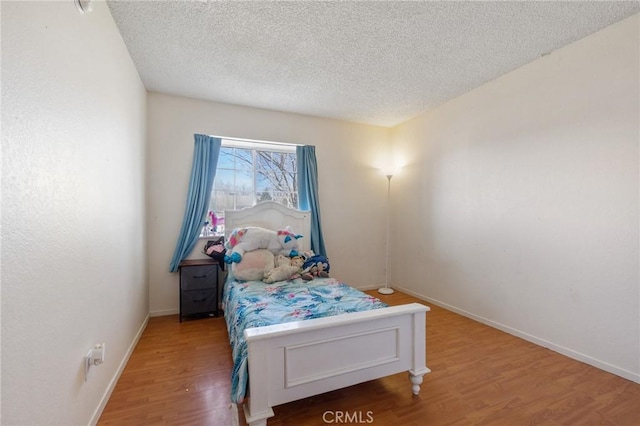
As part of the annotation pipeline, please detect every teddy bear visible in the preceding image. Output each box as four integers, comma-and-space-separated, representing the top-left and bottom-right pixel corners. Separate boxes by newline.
263, 255, 301, 283
224, 226, 302, 263
290, 255, 305, 269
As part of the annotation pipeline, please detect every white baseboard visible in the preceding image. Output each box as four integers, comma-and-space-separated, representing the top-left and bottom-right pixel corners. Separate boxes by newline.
355, 284, 382, 291
393, 284, 640, 384
150, 308, 179, 317
88, 314, 150, 425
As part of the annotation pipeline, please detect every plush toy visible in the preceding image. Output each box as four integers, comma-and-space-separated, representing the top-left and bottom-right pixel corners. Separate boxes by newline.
301, 255, 330, 280
263, 265, 300, 283
263, 254, 308, 283
290, 255, 305, 269
231, 249, 275, 281
300, 250, 316, 259
224, 226, 303, 263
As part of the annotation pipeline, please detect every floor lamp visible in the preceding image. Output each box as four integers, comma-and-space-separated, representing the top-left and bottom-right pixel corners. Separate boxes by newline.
378, 173, 394, 295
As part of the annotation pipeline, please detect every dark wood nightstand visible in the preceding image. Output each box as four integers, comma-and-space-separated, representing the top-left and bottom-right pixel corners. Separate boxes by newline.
178, 259, 223, 322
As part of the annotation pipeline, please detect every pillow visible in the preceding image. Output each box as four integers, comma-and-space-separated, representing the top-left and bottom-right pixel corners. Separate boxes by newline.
231, 249, 274, 281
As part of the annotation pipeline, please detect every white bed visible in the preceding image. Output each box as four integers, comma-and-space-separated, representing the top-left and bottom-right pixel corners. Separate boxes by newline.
224, 201, 430, 426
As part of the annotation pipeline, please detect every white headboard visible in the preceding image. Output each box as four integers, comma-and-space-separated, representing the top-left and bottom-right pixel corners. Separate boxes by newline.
224, 201, 311, 252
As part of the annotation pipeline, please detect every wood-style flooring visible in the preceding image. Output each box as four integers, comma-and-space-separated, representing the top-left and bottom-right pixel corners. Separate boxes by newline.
98, 291, 639, 425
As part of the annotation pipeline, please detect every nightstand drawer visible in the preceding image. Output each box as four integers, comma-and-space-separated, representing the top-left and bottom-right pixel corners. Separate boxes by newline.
180, 265, 218, 290
181, 289, 216, 316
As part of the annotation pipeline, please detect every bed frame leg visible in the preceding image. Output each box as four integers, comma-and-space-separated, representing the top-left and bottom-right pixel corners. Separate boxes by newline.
408, 368, 430, 395
245, 338, 274, 426
243, 404, 273, 426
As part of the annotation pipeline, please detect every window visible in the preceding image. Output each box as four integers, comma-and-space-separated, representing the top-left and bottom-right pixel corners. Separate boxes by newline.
202, 139, 297, 236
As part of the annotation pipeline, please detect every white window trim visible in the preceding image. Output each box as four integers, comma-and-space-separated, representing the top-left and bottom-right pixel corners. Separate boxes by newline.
199, 136, 299, 239
218, 136, 299, 152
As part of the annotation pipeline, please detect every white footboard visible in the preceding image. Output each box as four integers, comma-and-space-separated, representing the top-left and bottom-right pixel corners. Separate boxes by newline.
242, 303, 430, 426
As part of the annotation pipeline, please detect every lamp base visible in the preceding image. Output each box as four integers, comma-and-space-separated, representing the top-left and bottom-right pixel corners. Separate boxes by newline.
377, 287, 394, 295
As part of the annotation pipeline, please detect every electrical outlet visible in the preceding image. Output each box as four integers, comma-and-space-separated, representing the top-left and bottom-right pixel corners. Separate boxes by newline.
84, 342, 106, 382
91, 343, 105, 365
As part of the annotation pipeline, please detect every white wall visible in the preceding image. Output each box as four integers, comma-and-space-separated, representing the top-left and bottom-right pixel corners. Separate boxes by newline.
1, 1, 148, 424
147, 93, 390, 315
391, 14, 639, 382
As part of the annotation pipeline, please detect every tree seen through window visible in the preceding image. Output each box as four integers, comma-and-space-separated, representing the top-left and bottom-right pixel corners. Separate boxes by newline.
202, 141, 297, 235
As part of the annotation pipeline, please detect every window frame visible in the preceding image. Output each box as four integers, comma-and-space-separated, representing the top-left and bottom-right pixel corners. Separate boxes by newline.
201, 138, 298, 237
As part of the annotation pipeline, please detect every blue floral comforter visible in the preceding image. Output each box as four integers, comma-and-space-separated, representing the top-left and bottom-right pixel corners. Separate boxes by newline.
222, 276, 388, 403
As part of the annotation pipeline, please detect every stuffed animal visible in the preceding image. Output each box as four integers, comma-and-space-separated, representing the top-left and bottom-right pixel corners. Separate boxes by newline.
263, 264, 300, 283
301, 249, 316, 259
231, 249, 275, 281
274, 254, 292, 268
224, 226, 303, 263
263, 255, 301, 283
290, 255, 305, 269
301, 255, 330, 280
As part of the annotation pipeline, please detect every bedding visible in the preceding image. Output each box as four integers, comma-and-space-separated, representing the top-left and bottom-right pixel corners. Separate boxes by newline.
222, 275, 388, 404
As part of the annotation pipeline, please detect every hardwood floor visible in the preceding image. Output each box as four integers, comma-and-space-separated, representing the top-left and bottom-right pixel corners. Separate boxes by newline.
98, 291, 639, 425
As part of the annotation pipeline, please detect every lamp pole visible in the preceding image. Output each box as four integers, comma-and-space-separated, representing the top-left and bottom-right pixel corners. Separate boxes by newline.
378, 174, 394, 295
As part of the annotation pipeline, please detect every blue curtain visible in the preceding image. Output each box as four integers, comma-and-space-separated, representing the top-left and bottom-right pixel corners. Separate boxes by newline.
169, 135, 221, 272
296, 145, 327, 257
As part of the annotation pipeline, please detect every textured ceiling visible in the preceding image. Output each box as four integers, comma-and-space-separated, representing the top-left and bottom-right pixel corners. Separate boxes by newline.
107, 1, 639, 127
